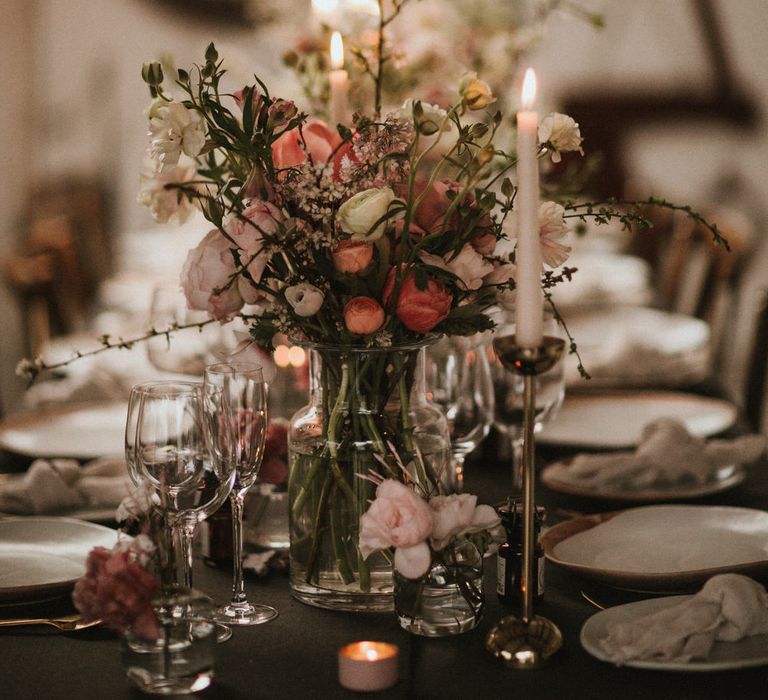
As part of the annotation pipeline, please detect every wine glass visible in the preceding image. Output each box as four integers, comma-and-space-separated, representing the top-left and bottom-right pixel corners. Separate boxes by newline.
425, 334, 494, 492
126, 382, 236, 592
489, 309, 566, 493
203, 361, 278, 625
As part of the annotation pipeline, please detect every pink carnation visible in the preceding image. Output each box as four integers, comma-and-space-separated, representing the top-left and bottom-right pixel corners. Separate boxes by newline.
72, 545, 160, 639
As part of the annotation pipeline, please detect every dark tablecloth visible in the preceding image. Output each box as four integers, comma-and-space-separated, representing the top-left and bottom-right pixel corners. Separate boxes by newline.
2, 437, 768, 699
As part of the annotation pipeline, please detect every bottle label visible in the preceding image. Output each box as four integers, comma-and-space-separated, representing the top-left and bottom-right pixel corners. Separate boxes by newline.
538, 556, 545, 596
496, 556, 506, 595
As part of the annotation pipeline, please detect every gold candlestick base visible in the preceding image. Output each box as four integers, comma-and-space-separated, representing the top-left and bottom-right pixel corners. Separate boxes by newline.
486, 614, 563, 668
487, 334, 566, 669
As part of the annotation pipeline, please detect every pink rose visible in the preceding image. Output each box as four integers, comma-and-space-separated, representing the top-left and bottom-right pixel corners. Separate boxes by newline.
271, 119, 342, 171
383, 267, 453, 334
359, 479, 433, 558
181, 229, 245, 321
429, 493, 500, 550
223, 200, 283, 302
331, 240, 373, 274
344, 296, 385, 335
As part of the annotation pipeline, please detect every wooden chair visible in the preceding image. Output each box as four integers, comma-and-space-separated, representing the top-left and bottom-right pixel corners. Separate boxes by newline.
745, 289, 768, 433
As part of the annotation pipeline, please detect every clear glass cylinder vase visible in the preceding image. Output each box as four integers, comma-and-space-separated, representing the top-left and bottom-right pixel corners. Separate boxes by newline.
394, 540, 484, 636
121, 587, 217, 696
288, 341, 450, 611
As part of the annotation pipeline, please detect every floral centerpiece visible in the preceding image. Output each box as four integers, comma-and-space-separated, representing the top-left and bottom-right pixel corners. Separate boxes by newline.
16, 0, 726, 612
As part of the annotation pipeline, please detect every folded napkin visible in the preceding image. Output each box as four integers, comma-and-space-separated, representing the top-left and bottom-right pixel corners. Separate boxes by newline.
598, 574, 768, 664
0, 457, 132, 515
551, 418, 766, 490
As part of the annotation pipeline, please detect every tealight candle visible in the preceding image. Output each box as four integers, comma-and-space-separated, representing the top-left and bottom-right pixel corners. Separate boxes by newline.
329, 31, 349, 126
338, 641, 399, 692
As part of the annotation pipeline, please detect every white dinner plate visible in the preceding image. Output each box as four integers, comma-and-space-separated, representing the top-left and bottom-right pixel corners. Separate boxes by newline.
581, 595, 768, 671
0, 517, 118, 604
542, 505, 768, 592
564, 307, 711, 388
541, 460, 745, 502
538, 391, 737, 448
0, 402, 127, 459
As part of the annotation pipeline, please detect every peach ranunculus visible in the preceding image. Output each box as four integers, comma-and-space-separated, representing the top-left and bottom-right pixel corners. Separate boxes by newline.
428, 493, 500, 551
383, 267, 453, 334
332, 240, 374, 274
223, 200, 283, 301
181, 229, 245, 321
359, 479, 433, 579
271, 118, 342, 171
344, 296, 385, 335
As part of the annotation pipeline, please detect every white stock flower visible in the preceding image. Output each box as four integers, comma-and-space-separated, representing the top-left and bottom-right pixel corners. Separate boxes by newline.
284, 282, 324, 317
337, 187, 398, 241
538, 201, 571, 268
137, 161, 198, 223
538, 112, 584, 163
148, 101, 206, 167
420, 244, 494, 291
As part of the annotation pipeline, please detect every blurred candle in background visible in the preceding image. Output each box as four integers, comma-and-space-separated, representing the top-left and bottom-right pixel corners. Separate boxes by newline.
514, 68, 543, 348
329, 31, 349, 126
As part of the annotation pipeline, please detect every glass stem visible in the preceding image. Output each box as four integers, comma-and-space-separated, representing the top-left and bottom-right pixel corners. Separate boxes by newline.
230, 491, 247, 605
179, 523, 196, 590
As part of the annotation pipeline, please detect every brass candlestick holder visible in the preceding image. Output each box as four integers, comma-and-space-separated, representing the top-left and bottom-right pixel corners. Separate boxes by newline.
486, 334, 565, 668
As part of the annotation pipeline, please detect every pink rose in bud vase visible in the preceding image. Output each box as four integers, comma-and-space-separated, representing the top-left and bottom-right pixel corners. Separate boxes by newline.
331, 240, 374, 274
383, 267, 452, 334
344, 296, 386, 335
271, 119, 341, 171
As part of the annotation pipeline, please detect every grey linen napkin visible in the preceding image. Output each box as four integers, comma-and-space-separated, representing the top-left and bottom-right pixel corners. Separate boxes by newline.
598, 574, 768, 664
0, 457, 131, 514
551, 418, 766, 490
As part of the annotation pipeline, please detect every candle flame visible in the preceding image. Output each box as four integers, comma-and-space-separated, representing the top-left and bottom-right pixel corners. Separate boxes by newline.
521, 68, 537, 109
330, 31, 345, 70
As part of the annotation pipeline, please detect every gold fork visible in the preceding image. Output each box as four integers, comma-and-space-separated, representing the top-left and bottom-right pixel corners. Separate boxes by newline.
0, 614, 100, 631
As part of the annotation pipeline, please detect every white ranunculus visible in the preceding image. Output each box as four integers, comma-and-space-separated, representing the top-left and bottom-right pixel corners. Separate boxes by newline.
399, 98, 459, 156
538, 201, 572, 268
149, 101, 206, 167
337, 187, 398, 241
284, 282, 324, 317
538, 112, 584, 163
137, 161, 198, 224
420, 244, 494, 291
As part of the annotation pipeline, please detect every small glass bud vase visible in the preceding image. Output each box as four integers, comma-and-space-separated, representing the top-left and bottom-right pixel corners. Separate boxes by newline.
121, 587, 217, 695
394, 540, 484, 637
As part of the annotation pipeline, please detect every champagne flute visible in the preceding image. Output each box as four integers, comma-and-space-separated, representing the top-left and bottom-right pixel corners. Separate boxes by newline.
204, 362, 278, 625
489, 309, 566, 493
425, 334, 494, 491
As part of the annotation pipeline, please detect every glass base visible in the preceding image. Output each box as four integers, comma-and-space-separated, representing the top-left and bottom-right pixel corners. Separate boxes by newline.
291, 562, 395, 612
122, 619, 216, 695
214, 623, 232, 643
212, 602, 278, 626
